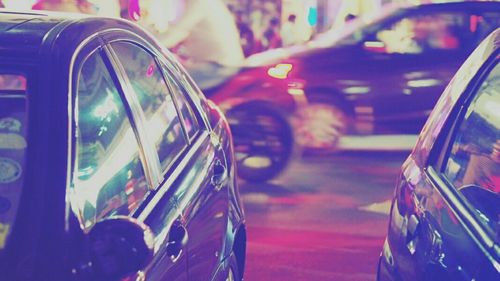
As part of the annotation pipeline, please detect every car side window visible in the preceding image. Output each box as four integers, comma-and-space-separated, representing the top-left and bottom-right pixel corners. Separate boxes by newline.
111, 42, 188, 172
374, 13, 467, 54
162, 68, 201, 141
73, 50, 149, 229
441, 60, 500, 236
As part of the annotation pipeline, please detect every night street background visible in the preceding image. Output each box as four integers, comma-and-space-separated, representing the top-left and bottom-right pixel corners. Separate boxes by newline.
240, 151, 408, 281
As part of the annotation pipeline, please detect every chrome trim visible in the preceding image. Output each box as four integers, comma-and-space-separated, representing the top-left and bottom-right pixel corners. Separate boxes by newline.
427, 167, 494, 248
65, 32, 102, 232
138, 131, 210, 221
99, 28, 211, 131
103, 44, 163, 189
0, 95, 26, 99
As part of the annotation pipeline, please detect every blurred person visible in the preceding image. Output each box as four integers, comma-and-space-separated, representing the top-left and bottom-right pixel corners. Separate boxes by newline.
281, 14, 298, 47
235, 10, 255, 57
0, 1, 4, 8
87, 0, 120, 17
140, 0, 244, 89
32, 0, 94, 13
261, 17, 281, 50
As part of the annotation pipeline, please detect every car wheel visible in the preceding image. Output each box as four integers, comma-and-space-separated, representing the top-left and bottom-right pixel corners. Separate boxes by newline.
226, 254, 241, 281
294, 95, 349, 151
227, 103, 295, 182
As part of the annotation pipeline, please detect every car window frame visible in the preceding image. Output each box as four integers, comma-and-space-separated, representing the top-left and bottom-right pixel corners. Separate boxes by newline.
159, 62, 203, 143
105, 40, 195, 182
154, 50, 212, 133
70, 40, 155, 229
425, 50, 500, 252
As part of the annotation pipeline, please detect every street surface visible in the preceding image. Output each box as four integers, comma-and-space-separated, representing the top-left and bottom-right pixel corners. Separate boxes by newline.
240, 151, 409, 281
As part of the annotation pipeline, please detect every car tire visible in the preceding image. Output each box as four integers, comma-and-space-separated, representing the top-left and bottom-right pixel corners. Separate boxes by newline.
295, 93, 350, 152
227, 102, 295, 182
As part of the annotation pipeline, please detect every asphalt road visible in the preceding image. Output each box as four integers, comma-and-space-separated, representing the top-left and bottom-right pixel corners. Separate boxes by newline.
239, 151, 409, 281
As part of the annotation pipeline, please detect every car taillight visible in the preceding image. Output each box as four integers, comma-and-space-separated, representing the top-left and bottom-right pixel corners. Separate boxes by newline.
396, 178, 414, 216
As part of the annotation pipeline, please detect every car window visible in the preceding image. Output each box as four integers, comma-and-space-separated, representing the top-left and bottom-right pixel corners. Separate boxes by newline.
374, 13, 468, 54
72, 51, 150, 229
441, 60, 500, 237
0, 73, 27, 251
110, 42, 188, 173
162, 68, 201, 141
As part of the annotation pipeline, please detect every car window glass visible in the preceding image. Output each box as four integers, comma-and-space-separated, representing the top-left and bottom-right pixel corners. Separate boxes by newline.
162, 69, 200, 140
473, 12, 500, 41
374, 13, 467, 54
442, 60, 500, 237
0, 73, 28, 251
73, 51, 149, 229
111, 42, 187, 173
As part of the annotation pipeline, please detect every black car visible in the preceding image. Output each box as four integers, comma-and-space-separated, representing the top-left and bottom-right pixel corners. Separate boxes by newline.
378, 28, 499, 281
0, 10, 245, 281
247, 1, 500, 150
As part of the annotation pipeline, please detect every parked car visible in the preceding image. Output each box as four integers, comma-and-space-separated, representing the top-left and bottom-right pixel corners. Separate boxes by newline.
0, 10, 246, 281
377, 28, 499, 281
245, 1, 500, 150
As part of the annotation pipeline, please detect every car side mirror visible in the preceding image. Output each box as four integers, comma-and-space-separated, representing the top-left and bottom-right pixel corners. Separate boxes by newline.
88, 216, 155, 281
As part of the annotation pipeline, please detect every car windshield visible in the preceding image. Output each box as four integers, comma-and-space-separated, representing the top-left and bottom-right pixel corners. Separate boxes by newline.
0, 73, 28, 253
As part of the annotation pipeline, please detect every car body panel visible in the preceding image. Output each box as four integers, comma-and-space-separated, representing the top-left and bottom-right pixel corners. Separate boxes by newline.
379, 29, 500, 281
0, 10, 245, 281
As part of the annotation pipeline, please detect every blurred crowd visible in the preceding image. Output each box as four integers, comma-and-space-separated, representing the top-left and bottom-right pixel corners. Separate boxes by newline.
0, 0, 315, 57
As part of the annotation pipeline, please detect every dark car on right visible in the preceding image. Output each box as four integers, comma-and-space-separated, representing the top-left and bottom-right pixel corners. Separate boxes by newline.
377, 28, 499, 281
246, 1, 500, 150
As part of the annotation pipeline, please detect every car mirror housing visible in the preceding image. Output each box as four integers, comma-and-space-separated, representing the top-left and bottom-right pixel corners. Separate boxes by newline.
88, 216, 155, 281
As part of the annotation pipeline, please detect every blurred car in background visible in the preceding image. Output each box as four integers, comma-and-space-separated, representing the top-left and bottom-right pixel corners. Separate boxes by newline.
0, 10, 245, 281
199, 64, 304, 183
377, 28, 499, 281
245, 1, 500, 150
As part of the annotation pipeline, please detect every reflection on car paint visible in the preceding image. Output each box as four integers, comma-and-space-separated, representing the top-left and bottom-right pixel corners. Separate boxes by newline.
0, 158, 21, 184
0, 133, 27, 150
0, 222, 9, 249
0, 197, 11, 214
0, 118, 21, 132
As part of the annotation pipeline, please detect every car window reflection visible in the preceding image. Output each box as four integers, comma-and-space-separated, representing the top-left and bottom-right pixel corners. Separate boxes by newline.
72, 51, 149, 229
442, 60, 500, 237
111, 42, 187, 174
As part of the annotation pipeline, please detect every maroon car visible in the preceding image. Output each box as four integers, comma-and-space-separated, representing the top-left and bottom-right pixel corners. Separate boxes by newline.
241, 2, 500, 150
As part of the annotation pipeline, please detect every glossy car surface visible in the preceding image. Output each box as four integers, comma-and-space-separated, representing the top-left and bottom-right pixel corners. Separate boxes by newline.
0, 10, 245, 281
245, 2, 500, 149
378, 28, 499, 281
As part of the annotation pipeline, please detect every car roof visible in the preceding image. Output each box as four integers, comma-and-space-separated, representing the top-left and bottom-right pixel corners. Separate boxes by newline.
0, 10, 142, 61
415, 1, 500, 11
0, 10, 73, 58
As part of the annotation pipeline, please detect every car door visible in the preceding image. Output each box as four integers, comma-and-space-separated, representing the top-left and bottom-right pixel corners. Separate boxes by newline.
103, 37, 193, 280
397, 55, 499, 280
105, 33, 229, 280
159, 59, 230, 281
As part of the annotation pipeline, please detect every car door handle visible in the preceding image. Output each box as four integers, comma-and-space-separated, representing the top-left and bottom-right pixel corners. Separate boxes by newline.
211, 159, 228, 191
166, 221, 188, 262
